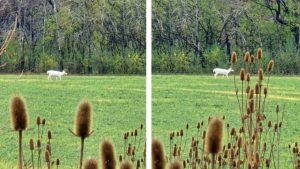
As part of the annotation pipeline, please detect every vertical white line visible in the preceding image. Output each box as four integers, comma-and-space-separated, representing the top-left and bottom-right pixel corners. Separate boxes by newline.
146, 0, 152, 168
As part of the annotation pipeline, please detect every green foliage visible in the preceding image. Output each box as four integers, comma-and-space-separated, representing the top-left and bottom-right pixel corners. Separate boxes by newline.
37, 54, 59, 72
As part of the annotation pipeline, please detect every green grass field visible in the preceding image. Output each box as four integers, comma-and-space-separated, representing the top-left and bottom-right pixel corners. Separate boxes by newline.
152, 75, 300, 168
0, 75, 145, 169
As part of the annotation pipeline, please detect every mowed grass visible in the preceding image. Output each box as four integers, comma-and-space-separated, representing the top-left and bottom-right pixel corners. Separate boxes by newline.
152, 75, 300, 167
0, 75, 145, 169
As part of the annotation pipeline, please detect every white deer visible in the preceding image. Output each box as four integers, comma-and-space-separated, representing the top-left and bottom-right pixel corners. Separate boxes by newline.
213, 67, 234, 78
47, 70, 67, 80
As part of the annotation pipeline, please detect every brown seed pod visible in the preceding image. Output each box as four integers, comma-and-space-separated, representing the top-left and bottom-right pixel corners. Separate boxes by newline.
134, 129, 138, 137
267, 60, 274, 72
100, 140, 116, 169
10, 95, 28, 131
231, 52, 237, 64
258, 69, 264, 81
37, 139, 41, 148
83, 157, 99, 169
244, 52, 251, 63
186, 123, 189, 130
264, 88, 268, 96
257, 48, 262, 60
249, 100, 254, 113
251, 55, 255, 63
249, 89, 254, 99
29, 139, 34, 151
255, 83, 260, 94
152, 139, 166, 169
37, 116, 41, 126
246, 73, 250, 82
120, 161, 133, 169
48, 130, 52, 140
56, 159, 60, 166
180, 129, 183, 137
205, 117, 223, 154
140, 124, 143, 130
240, 68, 245, 81
42, 118, 46, 125
75, 100, 92, 138
45, 151, 50, 163
169, 160, 183, 169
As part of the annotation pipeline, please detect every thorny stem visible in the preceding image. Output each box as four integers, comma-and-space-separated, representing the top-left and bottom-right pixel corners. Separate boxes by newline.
31, 150, 34, 169
19, 130, 23, 169
79, 137, 85, 169
233, 69, 242, 115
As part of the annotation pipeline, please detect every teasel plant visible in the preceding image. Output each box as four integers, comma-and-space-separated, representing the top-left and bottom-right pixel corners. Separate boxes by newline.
152, 139, 166, 169
10, 95, 29, 169
204, 117, 223, 169
69, 99, 93, 169
100, 140, 116, 169
83, 157, 99, 169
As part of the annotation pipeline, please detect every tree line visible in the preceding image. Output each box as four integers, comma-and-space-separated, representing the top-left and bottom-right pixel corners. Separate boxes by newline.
152, 0, 300, 74
0, 0, 145, 74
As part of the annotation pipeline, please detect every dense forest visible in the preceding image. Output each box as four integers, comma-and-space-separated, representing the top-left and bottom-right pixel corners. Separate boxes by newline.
153, 0, 300, 74
0, 0, 145, 74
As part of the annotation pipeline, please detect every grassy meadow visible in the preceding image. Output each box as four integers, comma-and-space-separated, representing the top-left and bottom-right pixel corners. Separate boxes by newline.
0, 75, 145, 169
152, 75, 300, 168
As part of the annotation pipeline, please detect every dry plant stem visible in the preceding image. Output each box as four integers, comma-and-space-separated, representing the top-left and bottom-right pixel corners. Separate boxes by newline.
183, 128, 189, 153
31, 150, 34, 169
262, 73, 271, 112
19, 130, 23, 169
211, 154, 215, 169
137, 128, 142, 150
79, 137, 85, 169
233, 72, 242, 115
47, 161, 51, 169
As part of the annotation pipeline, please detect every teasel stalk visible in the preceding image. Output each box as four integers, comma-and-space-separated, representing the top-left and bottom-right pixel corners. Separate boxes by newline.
231, 52, 242, 114
205, 117, 223, 169
83, 157, 98, 169
183, 123, 189, 154
37, 139, 42, 169
37, 116, 41, 139
10, 95, 29, 169
262, 60, 274, 113
100, 140, 116, 169
69, 99, 93, 169
152, 139, 166, 169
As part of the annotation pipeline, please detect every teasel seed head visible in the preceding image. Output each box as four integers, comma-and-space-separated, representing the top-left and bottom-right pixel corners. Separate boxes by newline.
249, 89, 254, 99
186, 123, 189, 130
240, 68, 245, 81
244, 52, 251, 63
134, 129, 138, 137
276, 105, 279, 113
169, 160, 183, 169
46, 143, 51, 155
246, 86, 250, 94
255, 83, 260, 94
29, 138, 34, 151
75, 99, 92, 138
120, 161, 133, 169
45, 151, 50, 162
180, 129, 183, 137
267, 60, 274, 72
48, 130, 52, 140
237, 136, 242, 148
37, 116, 41, 126
100, 140, 116, 169
56, 159, 60, 165
257, 48, 262, 60
152, 139, 166, 169
264, 88, 268, 96
251, 55, 255, 63
42, 118, 46, 125
83, 157, 98, 169
231, 52, 237, 64
249, 100, 254, 113
205, 117, 223, 154
258, 69, 264, 81
10, 95, 28, 131
246, 73, 250, 82
183, 160, 186, 168
140, 124, 143, 130
37, 139, 41, 148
